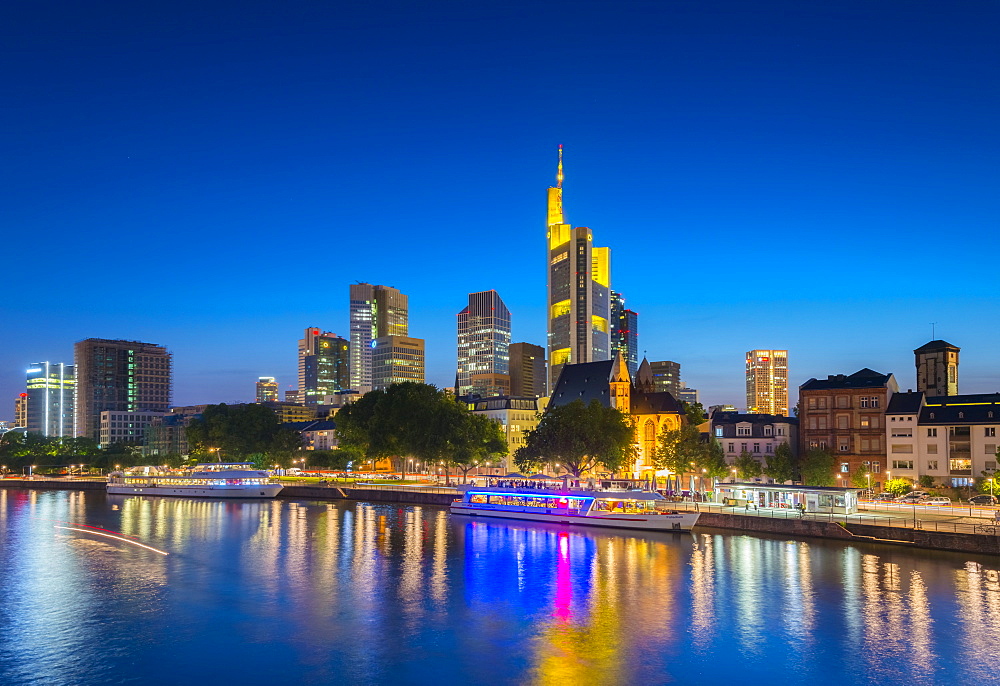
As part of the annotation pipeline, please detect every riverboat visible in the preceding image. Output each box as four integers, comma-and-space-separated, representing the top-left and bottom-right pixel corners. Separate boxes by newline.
450, 486, 700, 531
107, 463, 283, 499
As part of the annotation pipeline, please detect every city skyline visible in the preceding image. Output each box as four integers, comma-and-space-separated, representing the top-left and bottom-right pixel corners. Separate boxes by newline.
2, 2, 998, 412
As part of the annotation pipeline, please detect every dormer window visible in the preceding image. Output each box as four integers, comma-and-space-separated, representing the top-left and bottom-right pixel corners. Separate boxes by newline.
764, 426, 773, 436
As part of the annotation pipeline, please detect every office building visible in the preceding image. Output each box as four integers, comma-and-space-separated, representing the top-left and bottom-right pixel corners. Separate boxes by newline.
798, 368, 898, 480
610, 291, 638, 378
74, 339, 172, 442
256, 376, 279, 403
546, 146, 611, 389
26, 362, 75, 437
678, 387, 699, 405
372, 335, 425, 390
914, 340, 959, 396
650, 360, 681, 398
284, 389, 301, 404
509, 342, 547, 398
349, 283, 408, 393
298, 328, 350, 405
457, 290, 511, 397
263, 401, 317, 423
14, 393, 27, 428
99, 410, 165, 447
746, 349, 789, 415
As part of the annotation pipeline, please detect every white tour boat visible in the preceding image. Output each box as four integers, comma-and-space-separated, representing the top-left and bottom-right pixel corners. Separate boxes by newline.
107, 463, 283, 499
450, 486, 700, 531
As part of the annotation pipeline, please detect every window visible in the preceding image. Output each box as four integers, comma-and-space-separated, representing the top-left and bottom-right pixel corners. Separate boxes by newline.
927, 444, 937, 454
837, 396, 849, 409
808, 417, 817, 430
836, 416, 847, 429
839, 438, 850, 452
818, 416, 828, 429
741, 443, 748, 453
891, 460, 914, 470
764, 426, 773, 436
840, 463, 850, 472
986, 428, 996, 437
871, 463, 881, 473
753, 443, 760, 453
766, 444, 773, 453
891, 429, 912, 437
714, 427, 723, 437
927, 460, 938, 471
808, 397, 817, 410
728, 443, 735, 453
861, 439, 870, 451
987, 444, 997, 455
736, 426, 751, 436
860, 397, 870, 408
860, 417, 870, 428
927, 428, 937, 437
891, 444, 913, 453
987, 461, 997, 472
818, 397, 828, 409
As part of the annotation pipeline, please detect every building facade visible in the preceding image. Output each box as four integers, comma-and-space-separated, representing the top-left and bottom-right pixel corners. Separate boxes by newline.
14, 393, 27, 428
649, 360, 681, 398
610, 291, 638, 379
746, 349, 789, 415
262, 401, 317, 423
678, 387, 699, 405
256, 376, 278, 403
546, 147, 611, 389
349, 283, 408, 393
74, 339, 172, 441
26, 361, 75, 437
798, 368, 898, 481
509, 342, 546, 398
914, 339, 959, 397
457, 290, 511, 398
885, 391, 1000, 488
710, 411, 799, 467
99, 410, 165, 447
298, 328, 350, 405
468, 396, 548, 470
372, 335, 425, 390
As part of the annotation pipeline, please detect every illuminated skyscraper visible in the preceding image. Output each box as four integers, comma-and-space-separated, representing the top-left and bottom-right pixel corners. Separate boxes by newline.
745, 349, 789, 415
546, 146, 611, 388
26, 362, 75, 437
457, 290, 511, 397
610, 291, 638, 378
349, 283, 408, 393
256, 376, 279, 403
298, 328, 350, 405
650, 360, 681, 398
372, 335, 425, 390
74, 339, 172, 441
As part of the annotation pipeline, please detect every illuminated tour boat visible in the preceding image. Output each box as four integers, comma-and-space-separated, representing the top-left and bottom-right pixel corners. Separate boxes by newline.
451, 485, 700, 531
107, 463, 283, 499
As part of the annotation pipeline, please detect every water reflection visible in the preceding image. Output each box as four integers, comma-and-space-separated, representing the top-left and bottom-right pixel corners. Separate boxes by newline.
1, 491, 1000, 685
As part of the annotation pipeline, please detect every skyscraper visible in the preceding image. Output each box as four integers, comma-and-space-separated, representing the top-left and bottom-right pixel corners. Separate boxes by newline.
509, 342, 547, 398
349, 283, 408, 393
650, 360, 682, 398
745, 349, 789, 416
298, 328, 350, 405
256, 376, 279, 403
457, 290, 511, 397
546, 146, 611, 389
610, 291, 638, 378
14, 393, 28, 428
372, 335, 425, 390
74, 339, 172, 441
26, 362, 75, 437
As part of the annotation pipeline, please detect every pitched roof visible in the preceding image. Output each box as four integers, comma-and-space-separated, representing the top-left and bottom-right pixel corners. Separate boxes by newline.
550, 360, 616, 407
799, 368, 892, 390
914, 339, 960, 353
631, 391, 682, 415
885, 391, 924, 414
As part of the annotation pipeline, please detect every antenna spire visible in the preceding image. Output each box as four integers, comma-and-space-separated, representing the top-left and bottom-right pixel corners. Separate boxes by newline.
556, 144, 564, 189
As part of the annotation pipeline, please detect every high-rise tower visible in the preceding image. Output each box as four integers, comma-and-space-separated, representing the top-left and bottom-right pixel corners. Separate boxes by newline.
745, 349, 789, 415
546, 146, 611, 389
256, 376, 278, 403
610, 291, 638, 378
349, 283, 408, 393
74, 339, 172, 441
457, 290, 511, 397
298, 328, 350, 405
26, 362, 75, 437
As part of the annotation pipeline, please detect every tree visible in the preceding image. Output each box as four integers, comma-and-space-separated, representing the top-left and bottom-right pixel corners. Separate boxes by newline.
799, 448, 836, 487
885, 478, 912, 496
652, 423, 706, 493
515, 400, 634, 477
733, 450, 763, 480
448, 412, 508, 483
186, 403, 302, 460
850, 463, 872, 490
917, 474, 934, 489
764, 442, 795, 483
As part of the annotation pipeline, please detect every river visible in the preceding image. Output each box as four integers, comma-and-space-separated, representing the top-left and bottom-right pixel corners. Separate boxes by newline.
0, 489, 997, 685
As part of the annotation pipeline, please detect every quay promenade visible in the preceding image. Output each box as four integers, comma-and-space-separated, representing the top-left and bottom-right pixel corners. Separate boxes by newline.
4, 477, 1000, 554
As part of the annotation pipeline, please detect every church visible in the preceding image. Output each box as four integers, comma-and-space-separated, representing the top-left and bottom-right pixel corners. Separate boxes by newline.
549, 352, 686, 479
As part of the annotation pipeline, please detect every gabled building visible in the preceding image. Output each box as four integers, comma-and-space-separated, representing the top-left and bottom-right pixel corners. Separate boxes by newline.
798, 368, 898, 482
549, 353, 684, 478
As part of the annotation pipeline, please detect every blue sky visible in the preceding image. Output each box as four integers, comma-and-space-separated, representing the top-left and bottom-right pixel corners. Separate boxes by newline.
2, 0, 998, 411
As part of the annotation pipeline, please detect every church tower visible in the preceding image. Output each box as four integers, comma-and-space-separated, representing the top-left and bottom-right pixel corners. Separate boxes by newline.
914, 340, 959, 396
546, 146, 612, 389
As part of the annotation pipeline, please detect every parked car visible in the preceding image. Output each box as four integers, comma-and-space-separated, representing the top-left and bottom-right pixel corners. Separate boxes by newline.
896, 491, 929, 503
923, 497, 952, 505
969, 494, 999, 506
873, 493, 898, 502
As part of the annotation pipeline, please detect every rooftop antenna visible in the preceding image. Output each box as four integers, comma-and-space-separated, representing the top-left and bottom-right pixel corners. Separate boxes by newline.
931, 322, 936, 339
556, 144, 564, 189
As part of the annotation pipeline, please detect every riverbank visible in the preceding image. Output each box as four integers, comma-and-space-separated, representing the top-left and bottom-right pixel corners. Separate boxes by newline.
4, 479, 998, 555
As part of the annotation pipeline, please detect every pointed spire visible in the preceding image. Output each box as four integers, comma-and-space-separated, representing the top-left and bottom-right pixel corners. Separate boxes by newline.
556, 144, 564, 189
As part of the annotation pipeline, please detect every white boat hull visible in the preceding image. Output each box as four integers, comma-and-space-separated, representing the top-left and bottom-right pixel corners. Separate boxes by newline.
450, 503, 699, 531
107, 484, 283, 499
